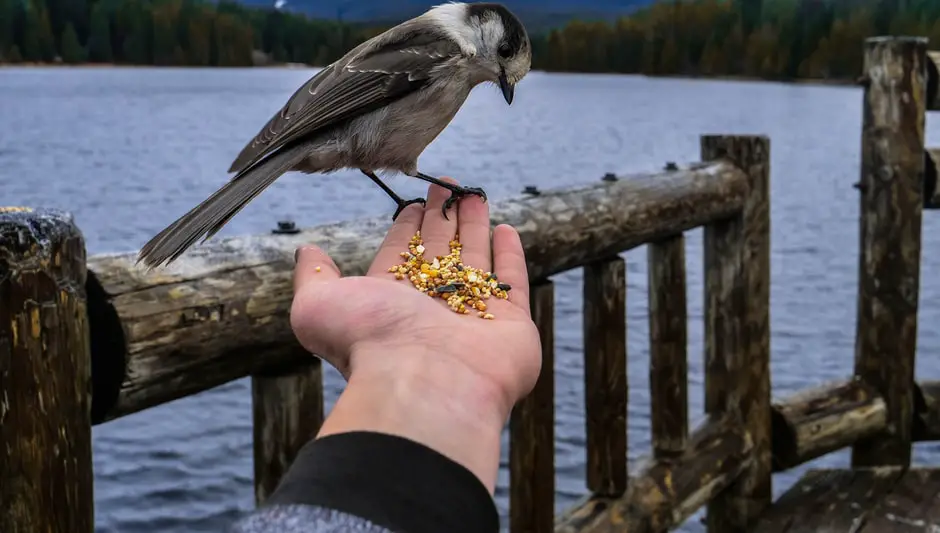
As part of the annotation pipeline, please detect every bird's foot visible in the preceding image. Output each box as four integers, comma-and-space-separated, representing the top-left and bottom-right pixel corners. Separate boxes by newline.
392, 197, 427, 221
442, 186, 487, 220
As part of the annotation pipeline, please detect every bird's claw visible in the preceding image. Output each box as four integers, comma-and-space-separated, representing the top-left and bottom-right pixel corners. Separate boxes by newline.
441, 186, 487, 220
392, 197, 427, 221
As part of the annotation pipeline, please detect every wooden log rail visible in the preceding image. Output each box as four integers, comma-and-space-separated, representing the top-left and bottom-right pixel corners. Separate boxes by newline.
82, 156, 750, 424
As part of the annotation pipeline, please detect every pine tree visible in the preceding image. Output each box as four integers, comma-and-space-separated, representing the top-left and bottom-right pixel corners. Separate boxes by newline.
60, 21, 86, 63
86, 2, 111, 62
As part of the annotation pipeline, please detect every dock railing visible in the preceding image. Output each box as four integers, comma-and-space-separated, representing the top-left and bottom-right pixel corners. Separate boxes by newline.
4, 35, 940, 533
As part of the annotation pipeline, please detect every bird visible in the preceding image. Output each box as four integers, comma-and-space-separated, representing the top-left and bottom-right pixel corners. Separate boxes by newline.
136, 1, 532, 269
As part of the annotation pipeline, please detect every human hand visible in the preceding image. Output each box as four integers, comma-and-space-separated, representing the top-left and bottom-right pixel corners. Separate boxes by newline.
290, 178, 542, 428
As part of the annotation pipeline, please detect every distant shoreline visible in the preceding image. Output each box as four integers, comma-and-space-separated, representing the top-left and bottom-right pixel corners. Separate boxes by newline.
0, 61, 858, 87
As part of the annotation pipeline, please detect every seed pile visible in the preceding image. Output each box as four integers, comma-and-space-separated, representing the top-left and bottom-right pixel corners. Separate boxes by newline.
388, 231, 512, 319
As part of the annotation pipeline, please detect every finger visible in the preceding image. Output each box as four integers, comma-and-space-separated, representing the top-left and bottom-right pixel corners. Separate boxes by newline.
492, 224, 530, 316
367, 202, 424, 277
419, 176, 459, 259
294, 245, 341, 292
456, 193, 492, 271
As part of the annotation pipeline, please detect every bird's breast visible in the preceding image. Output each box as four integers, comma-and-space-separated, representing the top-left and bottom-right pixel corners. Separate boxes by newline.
348, 77, 472, 173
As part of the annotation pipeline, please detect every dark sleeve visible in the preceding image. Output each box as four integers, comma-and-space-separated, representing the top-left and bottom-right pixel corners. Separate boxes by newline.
230, 431, 500, 533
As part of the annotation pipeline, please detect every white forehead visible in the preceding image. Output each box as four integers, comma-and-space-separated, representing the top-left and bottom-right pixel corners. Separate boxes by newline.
425, 2, 506, 56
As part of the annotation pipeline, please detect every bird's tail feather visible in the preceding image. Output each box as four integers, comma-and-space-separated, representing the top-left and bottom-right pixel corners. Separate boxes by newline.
137, 144, 309, 269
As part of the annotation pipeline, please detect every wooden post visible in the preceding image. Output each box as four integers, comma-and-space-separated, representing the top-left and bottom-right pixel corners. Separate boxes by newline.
582, 256, 627, 495
0, 207, 94, 533
648, 234, 689, 458
251, 356, 324, 504
701, 134, 772, 532
852, 36, 927, 468
510, 280, 555, 533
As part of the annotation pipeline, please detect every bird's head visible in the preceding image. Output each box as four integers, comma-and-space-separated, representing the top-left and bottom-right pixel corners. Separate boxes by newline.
429, 2, 531, 104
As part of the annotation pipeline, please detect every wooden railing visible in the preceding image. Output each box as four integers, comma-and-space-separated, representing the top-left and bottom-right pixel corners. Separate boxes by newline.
5, 34, 940, 533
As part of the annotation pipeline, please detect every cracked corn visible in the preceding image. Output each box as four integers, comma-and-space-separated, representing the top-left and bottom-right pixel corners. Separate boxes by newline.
388, 231, 510, 319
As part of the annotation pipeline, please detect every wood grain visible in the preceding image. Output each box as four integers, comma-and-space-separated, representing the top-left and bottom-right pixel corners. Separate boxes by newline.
852, 36, 926, 468
83, 160, 749, 423
510, 280, 555, 533
701, 135, 772, 532
648, 234, 688, 458
555, 415, 752, 533
771, 378, 886, 471
751, 467, 904, 532
0, 207, 94, 533
251, 355, 324, 504
582, 257, 627, 495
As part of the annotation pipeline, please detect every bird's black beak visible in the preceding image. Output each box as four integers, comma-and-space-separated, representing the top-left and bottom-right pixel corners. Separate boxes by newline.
498, 70, 514, 105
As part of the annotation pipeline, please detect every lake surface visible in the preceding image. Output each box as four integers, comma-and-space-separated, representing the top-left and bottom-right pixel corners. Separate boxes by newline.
3, 67, 940, 532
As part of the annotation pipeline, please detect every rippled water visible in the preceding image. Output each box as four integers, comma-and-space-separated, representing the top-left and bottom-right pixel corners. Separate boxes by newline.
4, 67, 940, 532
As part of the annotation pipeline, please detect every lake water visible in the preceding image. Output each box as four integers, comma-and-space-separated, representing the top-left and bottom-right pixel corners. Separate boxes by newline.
4, 67, 940, 532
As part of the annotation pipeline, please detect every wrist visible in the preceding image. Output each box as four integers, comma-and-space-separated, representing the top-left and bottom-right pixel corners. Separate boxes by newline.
316, 344, 510, 493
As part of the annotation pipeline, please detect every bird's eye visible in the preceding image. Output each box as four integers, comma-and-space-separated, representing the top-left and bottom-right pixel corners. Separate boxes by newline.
497, 44, 512, 59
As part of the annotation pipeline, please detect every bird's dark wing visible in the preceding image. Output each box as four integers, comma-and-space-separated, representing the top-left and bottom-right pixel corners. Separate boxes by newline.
227, 33, 461, 174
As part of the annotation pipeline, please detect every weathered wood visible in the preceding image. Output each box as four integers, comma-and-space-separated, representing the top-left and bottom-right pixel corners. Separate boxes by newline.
554, 415, 752, 533
582, 256, 627, 496
701, 135, 772, 532
0, 207, 94, 533
83, 160, 748, 423
852, 36, 926, 468
648, 234, 688, 458
751, 467, 904, 532
252, 356, 324, 504
770, 378, 886, 471
914, 380, 940, 441
862, 469, 940, 531
510, 280, 555, 533
927, 50, 939, 111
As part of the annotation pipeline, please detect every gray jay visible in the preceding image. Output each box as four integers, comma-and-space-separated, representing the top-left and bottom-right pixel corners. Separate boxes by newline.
137, 1, 532, 268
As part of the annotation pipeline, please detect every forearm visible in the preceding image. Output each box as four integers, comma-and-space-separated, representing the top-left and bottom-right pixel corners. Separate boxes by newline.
229, 349, 509, 533
318, 347, 511, 493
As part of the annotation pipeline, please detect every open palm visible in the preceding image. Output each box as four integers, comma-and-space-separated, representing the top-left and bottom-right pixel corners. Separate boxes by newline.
290, 179, 542, 410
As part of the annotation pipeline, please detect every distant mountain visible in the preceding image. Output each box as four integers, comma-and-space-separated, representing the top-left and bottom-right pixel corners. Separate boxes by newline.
240, 0, 655, 29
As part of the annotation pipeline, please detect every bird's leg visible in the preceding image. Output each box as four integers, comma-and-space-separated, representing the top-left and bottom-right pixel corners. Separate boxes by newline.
412, 172, 487, 220
361, 170, 426, 221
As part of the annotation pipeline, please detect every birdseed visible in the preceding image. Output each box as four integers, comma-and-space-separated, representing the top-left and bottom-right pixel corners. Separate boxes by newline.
388, 230, 511, 318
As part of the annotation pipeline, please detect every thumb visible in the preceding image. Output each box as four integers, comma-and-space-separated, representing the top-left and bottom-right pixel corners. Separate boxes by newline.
291, 245, 350, 374
293, 245, 341, 291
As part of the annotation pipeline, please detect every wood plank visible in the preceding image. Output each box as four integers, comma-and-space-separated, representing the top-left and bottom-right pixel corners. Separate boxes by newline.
582, 256, 627, 495
648, 234, 689, 458
861, 469, 940, 531
510, 280, 555, 533
751, 467, 904, 532
853, 36, 926, 468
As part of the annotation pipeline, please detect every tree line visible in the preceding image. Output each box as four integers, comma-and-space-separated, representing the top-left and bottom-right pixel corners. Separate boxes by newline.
0, 0, 376, 66
1, 0, 939, 82
530, 0, 940, 81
